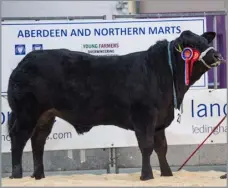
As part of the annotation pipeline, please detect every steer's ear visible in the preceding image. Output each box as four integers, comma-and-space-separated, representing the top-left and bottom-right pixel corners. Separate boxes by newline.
201, 32, 216, 44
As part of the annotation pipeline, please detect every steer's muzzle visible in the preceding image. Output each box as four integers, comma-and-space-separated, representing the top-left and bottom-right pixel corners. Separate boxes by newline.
211, 52, 226, 67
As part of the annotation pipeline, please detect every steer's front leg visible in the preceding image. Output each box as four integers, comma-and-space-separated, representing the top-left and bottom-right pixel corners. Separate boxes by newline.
135, 129, 155, 180
133, 107, 157, 181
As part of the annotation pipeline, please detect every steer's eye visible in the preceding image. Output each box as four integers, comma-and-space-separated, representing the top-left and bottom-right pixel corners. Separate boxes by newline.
188, 44, 194, 48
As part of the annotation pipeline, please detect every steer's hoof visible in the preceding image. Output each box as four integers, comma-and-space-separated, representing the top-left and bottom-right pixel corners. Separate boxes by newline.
161, 171, 173, 177
31, 173, 45, 180
10, 165, 23, 179
9, 174, 22, 179
140, 174, 154, 181
220, 174, 227, 179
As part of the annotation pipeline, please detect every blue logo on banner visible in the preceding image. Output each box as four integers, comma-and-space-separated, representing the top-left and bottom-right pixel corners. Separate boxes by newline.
32, 44, 43, 51
15, 44, 26, 55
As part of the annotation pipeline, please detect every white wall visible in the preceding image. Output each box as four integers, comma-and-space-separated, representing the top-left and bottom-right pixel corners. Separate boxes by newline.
1, 1, 129, 20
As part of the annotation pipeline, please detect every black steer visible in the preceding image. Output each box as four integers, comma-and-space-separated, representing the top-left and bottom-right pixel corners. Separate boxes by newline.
7, 30, 224, 181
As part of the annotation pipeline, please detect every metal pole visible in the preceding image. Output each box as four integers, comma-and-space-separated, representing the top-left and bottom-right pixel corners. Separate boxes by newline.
107, 147, 117, 174
225, 1, 228, 181
1, 15, 106, 21
112, 11, 227, 19
128, 0, 136, 15
213, 16, 218, 89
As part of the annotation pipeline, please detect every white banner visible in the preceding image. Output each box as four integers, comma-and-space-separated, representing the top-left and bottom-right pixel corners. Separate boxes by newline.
3, 18, 219, 153
166, 89, 227, 145
1, 17, 207, 95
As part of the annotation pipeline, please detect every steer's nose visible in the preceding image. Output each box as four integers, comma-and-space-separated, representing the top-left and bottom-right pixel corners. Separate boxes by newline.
213, 52, 226, 63
213, 53, 223, 60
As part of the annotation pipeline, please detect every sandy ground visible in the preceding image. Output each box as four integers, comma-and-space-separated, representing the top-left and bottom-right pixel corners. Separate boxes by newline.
2, 170, 227, 187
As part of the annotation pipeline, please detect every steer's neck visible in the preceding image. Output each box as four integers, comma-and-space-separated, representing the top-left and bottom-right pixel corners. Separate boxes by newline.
147, 40, 200, 110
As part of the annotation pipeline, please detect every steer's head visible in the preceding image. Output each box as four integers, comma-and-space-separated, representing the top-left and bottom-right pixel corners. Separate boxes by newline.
173, 30, 225, 86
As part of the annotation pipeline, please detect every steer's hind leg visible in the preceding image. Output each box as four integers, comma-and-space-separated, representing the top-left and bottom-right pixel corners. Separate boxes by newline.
132, 106, 158, 181
154, 130, 173, 176
9, 117, 37, 179
31, 111, 55, 180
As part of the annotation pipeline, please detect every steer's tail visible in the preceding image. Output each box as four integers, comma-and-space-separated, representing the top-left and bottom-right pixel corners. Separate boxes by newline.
7, 111, 17, 135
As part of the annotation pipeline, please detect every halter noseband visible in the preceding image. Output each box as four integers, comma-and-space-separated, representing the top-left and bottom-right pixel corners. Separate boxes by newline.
198, 46, 215, 69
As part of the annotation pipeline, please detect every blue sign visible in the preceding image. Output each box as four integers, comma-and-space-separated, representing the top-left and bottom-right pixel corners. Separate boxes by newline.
32, 44, 43, 51
15, 44, 26, 55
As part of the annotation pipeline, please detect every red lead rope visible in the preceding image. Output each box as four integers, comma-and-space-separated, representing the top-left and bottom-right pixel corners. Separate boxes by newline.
178, 115, 227, 171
